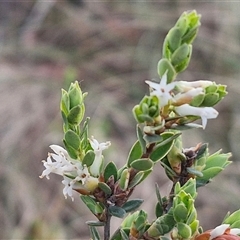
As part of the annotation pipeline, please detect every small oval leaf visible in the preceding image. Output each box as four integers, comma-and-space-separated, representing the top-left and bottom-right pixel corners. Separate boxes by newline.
109, 206, 126, 218
177, 222, 192, 239
200, 167, 223, 181
127, 141, 143, 167
98, 182, 112, 195
65, 129, 81, 149
128, 171, 145, 189
63, 139, 78, 159
104, 161, 118, 182
82, 150, 95, 167
67, 105, 84, 125
130, 158, 153, 171
150, 132, 177, 162
119, 169, 130, 191
173, 203, 188, 222
122, 199, 144, 213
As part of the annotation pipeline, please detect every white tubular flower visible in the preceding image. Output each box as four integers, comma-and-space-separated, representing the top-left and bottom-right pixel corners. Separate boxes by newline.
176, 80, 213, 92
145, 72, 176, 108
173, 87, 204, 105
174, 104, 218, 129
89, 136, 111, 177
40, 145, 99, 201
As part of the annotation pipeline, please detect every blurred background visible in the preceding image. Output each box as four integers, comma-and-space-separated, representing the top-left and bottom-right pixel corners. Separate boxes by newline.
0, 1, 240, 239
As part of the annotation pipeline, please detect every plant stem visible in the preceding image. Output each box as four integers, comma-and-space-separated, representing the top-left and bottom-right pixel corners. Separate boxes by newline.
104, 207, 112, 240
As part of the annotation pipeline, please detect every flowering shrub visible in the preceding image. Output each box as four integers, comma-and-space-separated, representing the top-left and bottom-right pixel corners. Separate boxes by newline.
40, 10, 240, 240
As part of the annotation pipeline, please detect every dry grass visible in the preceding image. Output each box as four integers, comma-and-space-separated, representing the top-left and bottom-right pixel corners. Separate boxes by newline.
1, 1, 240, 239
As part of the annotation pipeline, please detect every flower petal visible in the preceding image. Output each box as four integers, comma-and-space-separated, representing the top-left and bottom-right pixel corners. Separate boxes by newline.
174, 104, 218, 129
210, 224, 230, 240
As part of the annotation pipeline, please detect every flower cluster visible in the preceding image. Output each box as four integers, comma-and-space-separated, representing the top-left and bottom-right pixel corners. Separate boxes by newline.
144, 72, 223, 129
40, 137, 110, 201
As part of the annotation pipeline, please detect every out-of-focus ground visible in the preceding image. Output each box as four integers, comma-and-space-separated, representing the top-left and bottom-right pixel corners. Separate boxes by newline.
0, 1, 240, 239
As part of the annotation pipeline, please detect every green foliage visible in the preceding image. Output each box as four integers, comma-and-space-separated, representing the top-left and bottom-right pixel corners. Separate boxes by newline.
104, 161, 118, 182
133, 95, 160, 123
122, 199, 144, 213
42, 8, 240, 240
223, 210, 240, 228
160, 10, 201, 82
109, 206, 126, 218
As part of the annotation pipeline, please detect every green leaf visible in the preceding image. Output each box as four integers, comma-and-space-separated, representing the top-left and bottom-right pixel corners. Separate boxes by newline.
143, 134, 163, 145
182, 27, 199, 44
127, 141, 143, 167
230, 220, 240, 228
68, 81, 83, 108
119, 169, 130, 191
189, 220, 199, 234
89, 226, 100, 240
137, 169, 152, 185
98, 182, 112, 195
67, 105, 84, 125
186, 208, 197, 225
205, 151, 231, 169
174, 46, 192, 73
137, 125, 146, 153
128, 171, 145, 189
223, 209, 240, 226
202, 93, 219, 106
104, 161, 118, 182
64, 130, 80, 150
120, 229, 129, 240
86, 221, 104, 227
199, 167, 223, 181
122, 199, 144, 213
205, 84, 218, 93
109, 206, 126, 218
157, 58, 176, 83
155, 202, 164, 218
167, 27, 182, 52
63, 139, 78, 159
82, 150, 95, 167
147, 211, 175, 237
150, 132, 178, 162
60, 89, 69, 115
173, 203, 188, 222
190, 93, 205, 107
130, 158, 153, 171
171, 43, 191, 67
155, 183, 163, 206
79, 117, 90, 139
177, 222, 192, 239
81, 195, 101, 215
